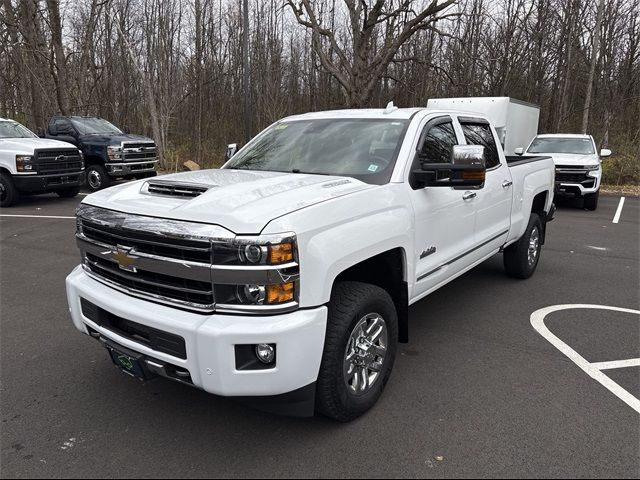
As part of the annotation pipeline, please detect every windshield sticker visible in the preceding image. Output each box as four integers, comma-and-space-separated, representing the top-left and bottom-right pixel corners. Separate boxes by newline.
368, 164, 379, 172
274, 124, 288, 130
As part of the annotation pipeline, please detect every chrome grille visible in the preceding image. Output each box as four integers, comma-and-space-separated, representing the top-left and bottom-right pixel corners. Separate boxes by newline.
35, 148, 83, 175
122, 142, 156, 162
146, 181, 209, 198
76, 204, 232, 312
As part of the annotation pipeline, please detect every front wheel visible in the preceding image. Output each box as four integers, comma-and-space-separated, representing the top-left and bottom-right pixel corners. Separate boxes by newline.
85, 164, 111, 192
503, 213, 543, 279
0, 172, 19, 207
583, 190, 599, 211
316, 281, 398, 422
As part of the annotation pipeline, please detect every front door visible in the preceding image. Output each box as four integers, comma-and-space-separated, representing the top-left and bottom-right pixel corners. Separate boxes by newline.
409, 116, 478, 300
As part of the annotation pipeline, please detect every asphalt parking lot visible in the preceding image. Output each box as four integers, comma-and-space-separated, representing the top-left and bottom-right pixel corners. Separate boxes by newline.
1, 191, 638, 478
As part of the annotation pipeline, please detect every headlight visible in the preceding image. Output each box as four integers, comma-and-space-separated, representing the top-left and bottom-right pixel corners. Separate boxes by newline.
16, 155, 34, 172
212, 234, 299, 310
584, 164, 600, 171
107, 145, 122, 161
213, 237, 296, 266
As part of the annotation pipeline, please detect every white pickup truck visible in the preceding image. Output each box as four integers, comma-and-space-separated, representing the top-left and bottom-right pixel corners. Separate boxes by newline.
0, 118, 84, 207
516, 133, 611, 210
66, 107, 555, 421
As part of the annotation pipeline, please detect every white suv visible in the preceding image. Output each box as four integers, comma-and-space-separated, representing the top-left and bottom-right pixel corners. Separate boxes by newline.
516, 134, 611, 210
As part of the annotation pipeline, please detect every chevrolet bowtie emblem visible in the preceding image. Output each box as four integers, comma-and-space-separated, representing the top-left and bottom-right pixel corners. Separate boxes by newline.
112, 245, 138, 272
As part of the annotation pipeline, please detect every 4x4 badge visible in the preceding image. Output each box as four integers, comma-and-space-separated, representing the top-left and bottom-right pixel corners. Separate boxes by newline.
420, 246, 436, 259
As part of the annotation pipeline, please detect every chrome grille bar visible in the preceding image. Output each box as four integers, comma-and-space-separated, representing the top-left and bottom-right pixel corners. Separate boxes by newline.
76, 204, 232, 312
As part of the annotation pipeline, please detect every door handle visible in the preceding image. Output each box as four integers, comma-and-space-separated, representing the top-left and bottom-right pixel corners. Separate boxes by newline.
502, 180, 513, 188
462, 191, 477, 201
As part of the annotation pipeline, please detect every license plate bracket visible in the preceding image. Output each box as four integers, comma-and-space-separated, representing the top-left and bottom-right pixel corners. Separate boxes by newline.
103, 340, 149, 380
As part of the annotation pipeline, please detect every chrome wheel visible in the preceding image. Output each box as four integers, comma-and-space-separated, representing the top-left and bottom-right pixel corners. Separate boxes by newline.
528, 226, 540, 266
343, 313, 388, 395
87, 169, 102, 190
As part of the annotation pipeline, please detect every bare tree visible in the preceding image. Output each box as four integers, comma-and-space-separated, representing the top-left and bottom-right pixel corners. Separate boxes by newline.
286, 0, 459, 107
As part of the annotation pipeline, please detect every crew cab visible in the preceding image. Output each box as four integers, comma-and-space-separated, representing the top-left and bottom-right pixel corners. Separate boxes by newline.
0, 118, 84, 207
66, 107, 555, 421
516, 133, 610, 210
45, 116, 157, 191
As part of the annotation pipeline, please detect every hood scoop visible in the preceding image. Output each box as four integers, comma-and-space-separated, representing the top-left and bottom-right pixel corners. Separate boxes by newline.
145, 180, 211, 198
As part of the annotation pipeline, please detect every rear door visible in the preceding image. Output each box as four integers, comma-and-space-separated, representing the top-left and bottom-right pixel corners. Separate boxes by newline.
408, 115, 477, 298
458, 117, 512, 253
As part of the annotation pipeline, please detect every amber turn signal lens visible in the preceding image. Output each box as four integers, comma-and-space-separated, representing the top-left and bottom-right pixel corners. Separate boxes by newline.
266, 282, 295, 304
462, 170, 485, 180
268, 242, 294, 264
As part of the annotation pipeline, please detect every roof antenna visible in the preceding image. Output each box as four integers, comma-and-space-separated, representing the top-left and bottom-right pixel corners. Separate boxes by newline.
383, 101, 398, 114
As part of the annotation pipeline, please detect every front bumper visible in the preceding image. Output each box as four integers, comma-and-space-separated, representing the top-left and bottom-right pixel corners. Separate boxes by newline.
12, 171, 84, 192
106, 160, 158, 177
555, 169, 601, 196
66, 266, 327, 398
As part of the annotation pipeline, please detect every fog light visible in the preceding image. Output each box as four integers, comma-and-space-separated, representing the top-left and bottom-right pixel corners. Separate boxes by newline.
255, 344, 275, 364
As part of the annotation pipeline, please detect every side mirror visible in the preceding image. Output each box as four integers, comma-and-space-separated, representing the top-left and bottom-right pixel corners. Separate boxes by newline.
49, 124, 58, 136
411, 145, 487, 189
514, 147, 524, 156
225, 143, 238, 161
600, 148, 611, 157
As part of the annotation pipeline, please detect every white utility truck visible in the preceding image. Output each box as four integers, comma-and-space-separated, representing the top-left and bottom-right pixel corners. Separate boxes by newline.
516, 133, 610, 211
0, 118, 84, 207
427, 97, 540, 156
66, 106, 556, 421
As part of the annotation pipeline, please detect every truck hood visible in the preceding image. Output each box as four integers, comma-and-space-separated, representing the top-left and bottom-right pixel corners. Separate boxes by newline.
82, 169, 373, 234
79, 133, 153, 146
541, 153, 600, 167
0, 137, 76, 154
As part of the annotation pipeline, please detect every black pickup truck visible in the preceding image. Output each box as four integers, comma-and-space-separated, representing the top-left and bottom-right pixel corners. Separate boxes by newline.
45, 116, 157, 191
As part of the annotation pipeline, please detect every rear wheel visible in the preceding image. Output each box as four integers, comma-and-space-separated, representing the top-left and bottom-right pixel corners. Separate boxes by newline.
583, 190, 599, 211
0, 172, 19, 207
56, 187, 80, 198
86, 164, 111, 192
316, 281, 398, 422
504, 213, 543, 279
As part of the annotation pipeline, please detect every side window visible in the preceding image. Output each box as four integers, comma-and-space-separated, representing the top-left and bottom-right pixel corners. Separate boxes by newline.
460, 122, 500, 168
54, 119, 73, 135
419, 122, 458, 164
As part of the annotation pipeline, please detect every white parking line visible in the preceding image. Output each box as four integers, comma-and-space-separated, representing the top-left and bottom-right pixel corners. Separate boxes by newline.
612, 196, 625, 223
591, 358, 640, 370
531, 304, 640, 414
0, 214, 75, 219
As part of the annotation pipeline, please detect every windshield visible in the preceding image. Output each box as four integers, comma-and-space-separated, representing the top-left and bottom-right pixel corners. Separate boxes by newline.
224, 119, 410, 184
0, 121, 37, 139
528, 137, 595, 155
70, 118, 122, 135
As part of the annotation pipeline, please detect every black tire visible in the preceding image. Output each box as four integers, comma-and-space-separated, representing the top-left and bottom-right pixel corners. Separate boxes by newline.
56, 187, 80, 198
583, 190, 599, 211
316, 281, 398, 422
0, 172, 20, 207
85, 164, 111, 192
504, 213, 543, 279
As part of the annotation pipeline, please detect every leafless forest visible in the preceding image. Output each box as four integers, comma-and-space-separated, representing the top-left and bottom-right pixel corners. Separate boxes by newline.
1, 0, 638, 184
